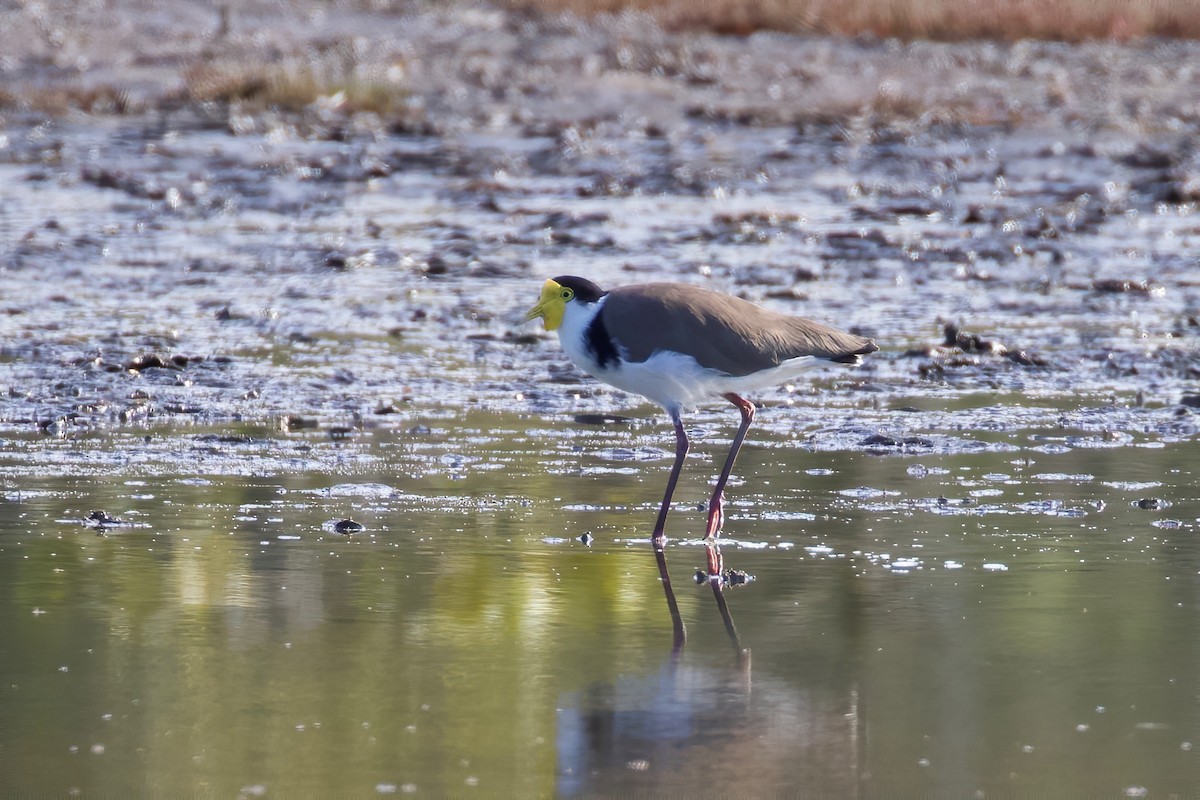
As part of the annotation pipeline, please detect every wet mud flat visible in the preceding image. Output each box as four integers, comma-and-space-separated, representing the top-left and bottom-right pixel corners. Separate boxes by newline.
0, 1, 1198, 461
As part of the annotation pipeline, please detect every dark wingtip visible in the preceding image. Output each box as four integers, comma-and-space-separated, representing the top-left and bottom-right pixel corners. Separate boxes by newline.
828, 339, 879, 365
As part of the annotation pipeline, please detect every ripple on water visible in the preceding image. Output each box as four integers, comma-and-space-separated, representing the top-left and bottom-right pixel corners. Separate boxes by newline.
1103, 480, 1163, 491
1067, 432, 1134, 448
837, 486, 900, 499
1033, 472, 1095, 482
1015, 499, 1089, 517
759, 510, 817, 521
312, 483, 398, 499
580, 466, 640, 476
591, 447, 670, 462
3, 489, 61, 501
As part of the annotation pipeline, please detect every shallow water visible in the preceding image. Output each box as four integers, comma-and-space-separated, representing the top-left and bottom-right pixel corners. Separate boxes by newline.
2, 3, 1200, 795
1, 411, 1197, 796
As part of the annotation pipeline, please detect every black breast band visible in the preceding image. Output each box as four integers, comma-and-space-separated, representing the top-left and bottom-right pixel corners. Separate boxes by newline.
586, 310, 621, 370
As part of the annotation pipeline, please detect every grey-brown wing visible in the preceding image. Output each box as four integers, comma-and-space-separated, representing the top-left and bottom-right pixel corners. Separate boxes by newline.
601, 283, 877, 377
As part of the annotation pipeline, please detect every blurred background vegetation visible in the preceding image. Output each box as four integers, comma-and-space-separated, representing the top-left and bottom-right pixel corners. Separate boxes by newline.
502, 0, 1200, 41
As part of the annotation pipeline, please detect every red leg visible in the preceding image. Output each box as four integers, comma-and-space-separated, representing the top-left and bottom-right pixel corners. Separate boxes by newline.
704, 394, 755, 577
704, 540, 723, 581
652, 412, 689, 541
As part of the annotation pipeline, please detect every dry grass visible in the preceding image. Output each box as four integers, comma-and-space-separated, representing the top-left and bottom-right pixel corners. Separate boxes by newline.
0, 84, 145, 115
181, 62, 409, 116
504, 0, 1200, 41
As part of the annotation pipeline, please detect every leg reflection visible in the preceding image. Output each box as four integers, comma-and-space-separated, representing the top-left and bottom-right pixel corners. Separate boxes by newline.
653, 538, 686, 651
706, 543, 750, 664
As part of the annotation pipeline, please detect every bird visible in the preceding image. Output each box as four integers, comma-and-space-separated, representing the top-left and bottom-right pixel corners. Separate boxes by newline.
524, 276, 877, 627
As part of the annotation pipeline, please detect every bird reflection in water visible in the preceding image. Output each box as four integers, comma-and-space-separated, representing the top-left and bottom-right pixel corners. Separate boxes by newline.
554, 653, 861, 796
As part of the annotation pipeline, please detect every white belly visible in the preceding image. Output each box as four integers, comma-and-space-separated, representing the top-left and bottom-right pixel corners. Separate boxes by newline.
563, 333, 818, 413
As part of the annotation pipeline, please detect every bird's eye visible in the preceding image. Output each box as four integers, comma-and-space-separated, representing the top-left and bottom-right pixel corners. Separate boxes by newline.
561, 288, 574, 300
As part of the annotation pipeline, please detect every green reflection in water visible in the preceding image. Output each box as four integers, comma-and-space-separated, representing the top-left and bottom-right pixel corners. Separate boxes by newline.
0, 410, 1196, 796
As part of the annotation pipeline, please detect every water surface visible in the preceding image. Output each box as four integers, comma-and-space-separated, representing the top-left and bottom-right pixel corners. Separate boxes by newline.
2, 411, 1196, 796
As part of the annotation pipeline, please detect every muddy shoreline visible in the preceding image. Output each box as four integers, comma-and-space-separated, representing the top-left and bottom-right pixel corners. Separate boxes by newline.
1, 1, 1197, 457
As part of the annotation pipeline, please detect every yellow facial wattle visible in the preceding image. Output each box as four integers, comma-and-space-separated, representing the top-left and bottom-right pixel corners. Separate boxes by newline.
524, 278, 570, 331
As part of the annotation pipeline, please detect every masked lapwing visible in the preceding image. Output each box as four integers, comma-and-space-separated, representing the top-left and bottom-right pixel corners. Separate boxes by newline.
525, 276, 878, 584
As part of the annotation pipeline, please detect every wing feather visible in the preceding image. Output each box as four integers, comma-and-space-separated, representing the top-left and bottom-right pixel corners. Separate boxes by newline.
600, 283, 877, 377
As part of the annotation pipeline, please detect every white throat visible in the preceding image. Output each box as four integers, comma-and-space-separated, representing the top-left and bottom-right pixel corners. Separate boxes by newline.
557, 295, 606, 373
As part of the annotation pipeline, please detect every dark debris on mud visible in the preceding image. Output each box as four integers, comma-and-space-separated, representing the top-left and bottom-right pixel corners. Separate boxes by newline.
85, 509, 127, 528
695, 568, 755, 587
334, 518, 365, 534
0, 1, 1198, 460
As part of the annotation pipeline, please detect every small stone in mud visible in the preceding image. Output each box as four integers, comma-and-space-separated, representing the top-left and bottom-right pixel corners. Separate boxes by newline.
573, 413, 633, 425
940, 324, 1046, 366
334, 519, 364, 534
424, 254, 448, 275
85, 510, 126, 527
722, 569, 754, 587
280, 414, 317, 432
1133, 498, 1171, 510
505, 331, 541, 346
323, 252, 347, 270
694, 568, 754, 586
1091, 279, 1159, 295
578, 532, 593, 546
1006, 349, 1047, 366
124, 353, 167, 372
861, 433, 899, 447
861, 433, 934, 451
765, 287, 809, 301
943, 324, 1006, 355
937, 496, 978, 507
